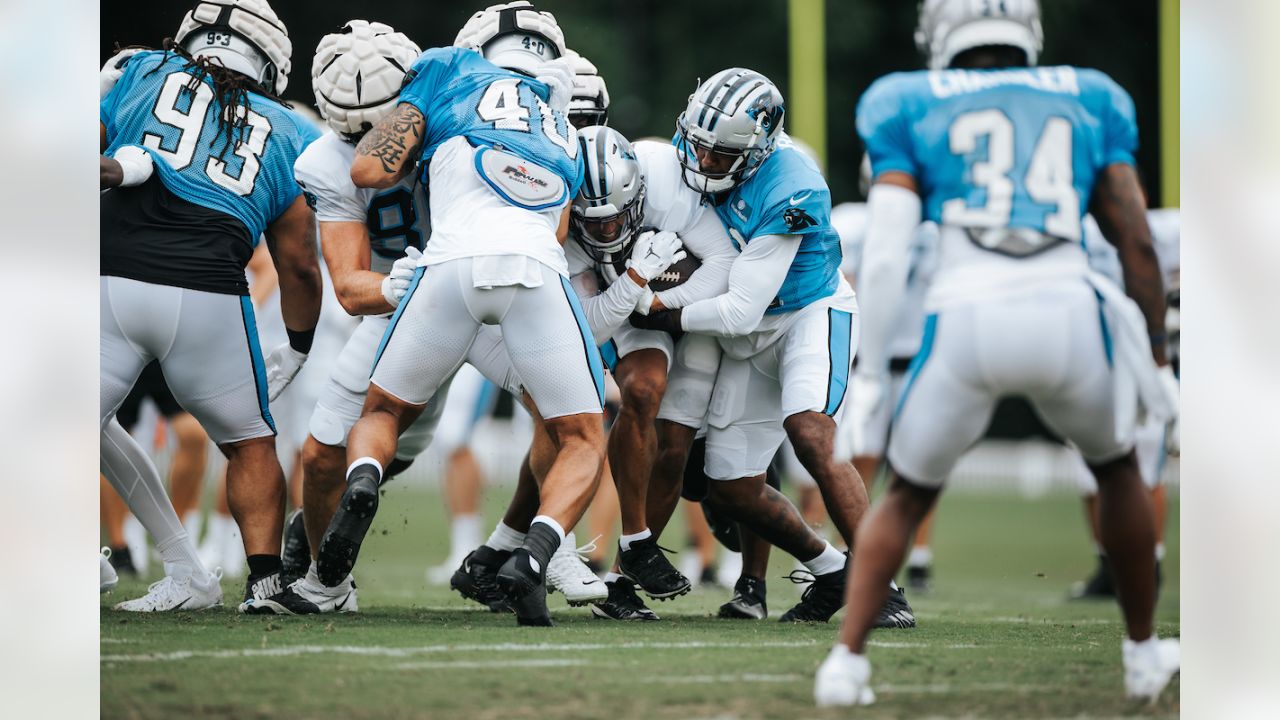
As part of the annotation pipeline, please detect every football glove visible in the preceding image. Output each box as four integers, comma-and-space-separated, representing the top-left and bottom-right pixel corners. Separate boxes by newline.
265, 343, 308, 401
100, 48, 142, 99
535, 56, 575, 113
626, 230, 686, 282
381, 246, 422, 308
111, 145, 154, 188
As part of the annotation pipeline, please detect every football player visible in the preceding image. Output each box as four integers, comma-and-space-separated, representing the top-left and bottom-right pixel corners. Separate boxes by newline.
816, 0, 1179, 705
342, 1, 606, 626
100, 0, 322, 612
565, 50, 609, 129
633, 69, 914, 626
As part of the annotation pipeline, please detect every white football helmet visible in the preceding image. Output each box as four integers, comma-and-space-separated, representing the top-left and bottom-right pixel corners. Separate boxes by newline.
564, 49, 609, 129
676, 68, 785, 195
915, 0, 1043, 70
175, 0, 292, 94
312, 21, 421, 142
571, 126, 645, 262
454, 1, 566, 76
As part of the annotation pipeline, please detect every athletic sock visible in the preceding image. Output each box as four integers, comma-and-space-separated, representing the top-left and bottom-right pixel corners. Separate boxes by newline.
247, 554, 283, 580
486, 521, 528, 552
801, 542, 846, 576
347, 457, 383, 486
451, 514, 482, 556
155, 533, 203, 580
524, 516, 566, 573
619, 528, 652, 552
603, 571, 624, 584
1155, 543, 1166, 561
907, 546, 933, 568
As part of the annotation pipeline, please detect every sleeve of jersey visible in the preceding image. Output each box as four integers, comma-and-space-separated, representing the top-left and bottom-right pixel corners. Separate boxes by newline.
1087, 70, 1139, 167
396, 48, 456, 118
681, 234, 800, 337
856, 75, 918, 178
752, 185, 833, 239
574, 271, 645, 343
294, 151, 366, 222
100, 53, 147, 133
654, 209, 736, 309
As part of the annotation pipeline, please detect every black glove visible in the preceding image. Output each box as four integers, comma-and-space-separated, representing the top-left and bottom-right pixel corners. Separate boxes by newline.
629, 308, 684, 340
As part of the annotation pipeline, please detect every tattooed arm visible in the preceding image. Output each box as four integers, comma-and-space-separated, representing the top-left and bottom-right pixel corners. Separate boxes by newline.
1090, 162, 1168, 366
350, 103, 425, 189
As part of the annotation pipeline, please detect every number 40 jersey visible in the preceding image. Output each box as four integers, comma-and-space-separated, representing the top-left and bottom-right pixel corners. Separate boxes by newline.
857, 65, 1137, 259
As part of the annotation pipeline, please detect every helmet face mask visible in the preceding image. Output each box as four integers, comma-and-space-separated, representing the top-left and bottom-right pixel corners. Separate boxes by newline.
675, 68, 784, 198
570, 126, 646, 263
311, 20, 421, 143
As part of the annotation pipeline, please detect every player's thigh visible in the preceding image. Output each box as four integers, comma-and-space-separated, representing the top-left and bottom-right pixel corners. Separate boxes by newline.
779, 304, 857, 421
396, 372, 455, 461
886, 311, 997, 486
100, 277, 169, 428
161, 288, 276, 445
705, 353, 786, 481
370, 262, 478, 407
433, 362, 491, 453
657, 333, 721, 429
611, 325, 674, 373
499, 271, 605, 420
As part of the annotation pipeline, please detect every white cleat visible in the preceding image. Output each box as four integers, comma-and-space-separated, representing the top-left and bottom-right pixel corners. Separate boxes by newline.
1123, 636, 1180, 703
546, 532, 608, 606
113, 567, 223, 612
100, 547, 119, 594
815, 645, 876, 707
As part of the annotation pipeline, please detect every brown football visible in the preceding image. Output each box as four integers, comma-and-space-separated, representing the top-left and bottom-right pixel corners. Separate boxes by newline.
646, 254, 703, 293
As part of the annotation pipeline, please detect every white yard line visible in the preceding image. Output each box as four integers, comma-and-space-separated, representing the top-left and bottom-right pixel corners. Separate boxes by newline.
392, 658, 588, 670
636, 673, 804, 684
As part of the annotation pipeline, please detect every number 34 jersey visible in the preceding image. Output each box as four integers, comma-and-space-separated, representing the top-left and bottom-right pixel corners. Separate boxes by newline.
294, 131, 430, 275
858, 66, 1136, 246
101, 51, 320, 294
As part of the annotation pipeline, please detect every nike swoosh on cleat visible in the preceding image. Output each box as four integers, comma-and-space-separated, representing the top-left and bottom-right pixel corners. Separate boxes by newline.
173, 597, 190, 610
335, 594, 351, 611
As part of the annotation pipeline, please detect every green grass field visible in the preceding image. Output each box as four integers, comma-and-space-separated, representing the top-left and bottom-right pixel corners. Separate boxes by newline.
101, 487, 1179, 719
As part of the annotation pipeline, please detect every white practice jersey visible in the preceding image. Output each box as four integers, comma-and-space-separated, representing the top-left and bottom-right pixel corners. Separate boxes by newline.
294, 131, 431, 275
566, 141, 736, 342
833, 202, 938, 362
1081, 209, 1181, 289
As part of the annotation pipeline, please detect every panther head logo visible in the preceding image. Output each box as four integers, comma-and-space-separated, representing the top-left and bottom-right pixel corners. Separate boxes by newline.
783, 207, 817, 231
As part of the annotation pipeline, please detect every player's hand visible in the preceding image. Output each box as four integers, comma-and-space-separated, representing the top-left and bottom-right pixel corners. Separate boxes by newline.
627, 230, 687, 282
1157, 365, 1179, 456
265, 343, 308, 401
111, 145, 154, 188
381, 247, 422, 308
847, 372, 888, 453
100, 48, 142, 99
629, 308, 683, 339
535, 56, 575, 112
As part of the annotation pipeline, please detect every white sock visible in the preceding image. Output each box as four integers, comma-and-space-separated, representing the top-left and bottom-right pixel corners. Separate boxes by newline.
603, 571, 624, 583
1155, 543, 1166, 561
907, 546, 933, 568
619, 528, 652, 552
450, 514, 481, 557
530, 515, 566, 545
486, 521, 527, 552
802, 542, 846, 576
347, 457, 383, 481
101, 419, 205, 576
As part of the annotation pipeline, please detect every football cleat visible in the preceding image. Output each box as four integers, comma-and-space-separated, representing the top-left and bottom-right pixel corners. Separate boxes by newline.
906, 563, 933, 593
778, 568, 846, 623
591, 578, 660, 622
718, 575, 767, 620
241, 572, 358, 615
1123, 637, 1180, 703
315, 472, 380, 587
1070, 554, 1116, 600
106, 545, 137, 578
450, 546, 511, 612
113, 567, 223, 612
100, 547, 119, 594
510, 578, 554, 627
280, 508, 310, 586
618, 537, 691, 601
496, 548, 543, 600
237, 571, 288, 614
814, 645, 876, 707
545, 532, 608, 606
874, 586, 917, 629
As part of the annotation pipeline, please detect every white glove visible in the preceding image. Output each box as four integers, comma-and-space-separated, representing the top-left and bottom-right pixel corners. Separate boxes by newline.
264, 343, 308, 402
1157, 365, 1180, 456
626, 230, 687, 282
112, 145, 154, 187
535, 56, 575, 113
847, 372, 888, 456
100, 48, 142, 99
381, 246, 422, 308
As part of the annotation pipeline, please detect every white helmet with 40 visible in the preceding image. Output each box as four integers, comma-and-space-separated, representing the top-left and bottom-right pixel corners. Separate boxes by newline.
454, 1, 566, 76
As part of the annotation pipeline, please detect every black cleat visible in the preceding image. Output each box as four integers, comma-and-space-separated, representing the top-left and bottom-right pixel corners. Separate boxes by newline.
778, 567, 846, 623
718, 575, 767, 620
315, 473, 380, 587
874, 586, 916, 629
905, 564, 933, 593
618, 538, 691, 601
510, 579, 554, 627
495, 549, 552, 626
591, 579, 660, 621
281, 509, 310, 586
699, 565, 722, 588
107, 545, 138, 578
450, 546, 511, 612
237, 572, 287, 615
1070, 554, 1115, 600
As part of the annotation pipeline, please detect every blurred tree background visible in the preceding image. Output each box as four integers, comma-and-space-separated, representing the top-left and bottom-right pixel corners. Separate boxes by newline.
102, 1, 1167, 205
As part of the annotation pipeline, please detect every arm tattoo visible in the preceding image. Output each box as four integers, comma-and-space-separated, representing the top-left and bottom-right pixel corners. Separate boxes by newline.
355, 104, 424, 177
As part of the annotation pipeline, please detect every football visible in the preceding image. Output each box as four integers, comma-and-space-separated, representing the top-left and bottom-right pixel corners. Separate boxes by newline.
646, 254, 702, 293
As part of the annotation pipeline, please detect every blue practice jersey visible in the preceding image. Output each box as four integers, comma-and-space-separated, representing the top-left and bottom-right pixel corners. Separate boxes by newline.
679, 136, 842, 314
857, 66, 1137, 248
398, 47, 583, 195
101, 51, 321, 241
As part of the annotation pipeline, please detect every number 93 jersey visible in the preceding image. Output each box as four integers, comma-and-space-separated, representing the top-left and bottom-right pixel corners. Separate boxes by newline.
398, 47, 583, 194
856, 66, 1137, 250
294, 132, 430, 275
101, 51, 321, 243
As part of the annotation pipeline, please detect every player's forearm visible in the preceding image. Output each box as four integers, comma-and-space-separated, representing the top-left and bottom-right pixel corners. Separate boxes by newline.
100, 156, 124, 189
580, 272, 646, 342
332, 269, 396, 316
351, 103, 424, 189
680, 234, 797, 336
655, 251, 731, 310
857, 183, 923, 375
